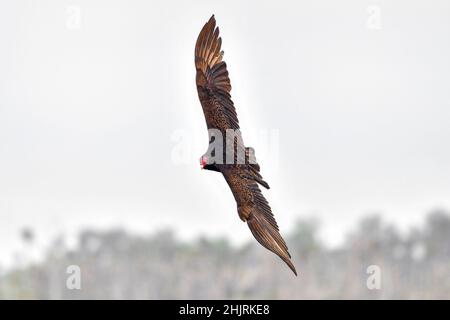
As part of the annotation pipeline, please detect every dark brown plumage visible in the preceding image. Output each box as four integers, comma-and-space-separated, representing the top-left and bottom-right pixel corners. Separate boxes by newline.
195, 15, 297, 275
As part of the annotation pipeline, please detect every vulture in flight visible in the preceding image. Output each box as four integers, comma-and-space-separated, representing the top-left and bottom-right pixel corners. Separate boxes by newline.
195, 15, 297, 275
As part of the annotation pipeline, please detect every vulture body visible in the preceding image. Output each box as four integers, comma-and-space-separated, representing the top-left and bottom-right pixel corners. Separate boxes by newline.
194, 15, 297, 275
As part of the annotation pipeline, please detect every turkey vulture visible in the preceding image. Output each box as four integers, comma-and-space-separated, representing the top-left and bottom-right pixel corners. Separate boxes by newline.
194, 15, 297, 275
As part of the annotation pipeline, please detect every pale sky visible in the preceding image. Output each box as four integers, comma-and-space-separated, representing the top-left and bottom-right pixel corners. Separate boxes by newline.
1, 0, 450, 267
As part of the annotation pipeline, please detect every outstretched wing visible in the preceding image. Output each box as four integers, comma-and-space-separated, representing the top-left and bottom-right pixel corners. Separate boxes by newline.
195, 15, 239, 131
223, 168, 297, 275
195, 15, 266, 178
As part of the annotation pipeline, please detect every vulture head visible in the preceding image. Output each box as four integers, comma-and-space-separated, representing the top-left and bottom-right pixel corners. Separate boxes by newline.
199, 155, 220, 172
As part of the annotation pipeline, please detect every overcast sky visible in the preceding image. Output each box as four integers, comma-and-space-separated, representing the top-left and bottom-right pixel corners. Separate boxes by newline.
0, 0, 449, 267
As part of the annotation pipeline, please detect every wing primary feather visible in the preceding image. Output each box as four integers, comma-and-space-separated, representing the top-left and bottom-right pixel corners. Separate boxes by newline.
247, 213, 297, 276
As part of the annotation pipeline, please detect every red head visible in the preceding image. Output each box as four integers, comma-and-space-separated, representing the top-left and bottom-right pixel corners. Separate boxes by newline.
200, 155, 208, 169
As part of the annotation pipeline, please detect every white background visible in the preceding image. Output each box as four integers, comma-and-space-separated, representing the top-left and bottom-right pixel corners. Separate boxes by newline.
0, 0, 449, 267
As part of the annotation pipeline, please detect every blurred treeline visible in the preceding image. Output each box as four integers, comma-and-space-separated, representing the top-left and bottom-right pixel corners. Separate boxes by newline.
0, 210, 449, 299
